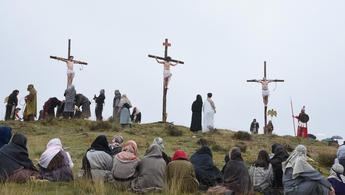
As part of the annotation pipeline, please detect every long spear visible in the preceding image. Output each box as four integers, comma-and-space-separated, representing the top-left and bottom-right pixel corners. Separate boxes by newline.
290, 98, 296, 136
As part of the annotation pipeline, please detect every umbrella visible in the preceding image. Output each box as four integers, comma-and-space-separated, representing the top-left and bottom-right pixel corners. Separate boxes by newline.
331, 135, 343, 140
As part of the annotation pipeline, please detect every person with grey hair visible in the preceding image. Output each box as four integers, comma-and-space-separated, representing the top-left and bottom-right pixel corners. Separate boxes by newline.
282, 145, 334, 195
63, 85, 76, 119
113, 90, 121, 122
152, 137, 171, 164
94, 89, 105, 121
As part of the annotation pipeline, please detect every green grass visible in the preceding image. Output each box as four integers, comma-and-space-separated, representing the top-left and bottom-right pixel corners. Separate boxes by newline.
0, 120, 337, 194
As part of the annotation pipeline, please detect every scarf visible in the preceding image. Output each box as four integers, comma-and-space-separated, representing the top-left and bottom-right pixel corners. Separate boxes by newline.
282, 145, 315, 179
116, 140, 138, 161
39, 138, 63, 169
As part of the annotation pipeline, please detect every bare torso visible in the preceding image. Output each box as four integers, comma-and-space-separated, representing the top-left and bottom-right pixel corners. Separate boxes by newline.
66, 60, 74, 71
260, 80, 270, 90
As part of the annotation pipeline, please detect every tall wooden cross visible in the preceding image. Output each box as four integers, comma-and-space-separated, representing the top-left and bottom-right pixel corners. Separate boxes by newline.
247, 61, 284, 132
50, 39, 88, 87
148, 38, 184, 123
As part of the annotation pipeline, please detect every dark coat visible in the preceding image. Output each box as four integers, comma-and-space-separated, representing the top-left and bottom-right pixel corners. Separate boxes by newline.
0, 126, 12, 149
190, 146, 222, 188
270, 144, 289, 188
223, 158, 253, 194
0, 134, 37, 181
190, 96, 203, 131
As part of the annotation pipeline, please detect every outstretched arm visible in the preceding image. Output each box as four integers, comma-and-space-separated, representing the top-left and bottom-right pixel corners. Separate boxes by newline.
155, 58, 164, 64
50, 56, 68, 62
170, 62, 179, 66
72, 60, 88, 65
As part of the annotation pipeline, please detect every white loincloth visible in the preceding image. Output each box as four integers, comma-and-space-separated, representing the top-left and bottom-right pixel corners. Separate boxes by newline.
262, 89, 270, 97
163, 70, 172, 78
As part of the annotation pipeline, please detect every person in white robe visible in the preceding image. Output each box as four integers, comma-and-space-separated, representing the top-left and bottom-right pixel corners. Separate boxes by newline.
203, 93, 216, 132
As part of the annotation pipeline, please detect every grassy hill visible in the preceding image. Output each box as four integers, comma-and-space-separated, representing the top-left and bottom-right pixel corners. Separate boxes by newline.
0, 120, 337, 195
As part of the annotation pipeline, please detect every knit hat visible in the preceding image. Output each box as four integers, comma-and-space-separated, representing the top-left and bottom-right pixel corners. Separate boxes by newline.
172, 149, 188, 161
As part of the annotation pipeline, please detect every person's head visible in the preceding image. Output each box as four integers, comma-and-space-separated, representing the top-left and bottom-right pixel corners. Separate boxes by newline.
166, 56, 172, 62
122, 94, 127, 99
253, 119, 256, 122
0, 126, 12, 148
152, 137, 164, 151
330, 163, 344, 181
207, 93, 213, 98
197, 138, 208, 147
13, 89, 19, 95
27, 84, 34, 91
100, 89, 105, 95
255, 150, 270, 169
46, 138, 63, 149
11, 133, 27, 149
172, 149, 188, 161
90, 135, 111, 154
196, 94, 202, 102
229, 147, 243, 161
111, 135, 124, 146
114, 90, 121, 96
301, 106, 305, 113
68, 56, 74, 60
122, 140, 138, 155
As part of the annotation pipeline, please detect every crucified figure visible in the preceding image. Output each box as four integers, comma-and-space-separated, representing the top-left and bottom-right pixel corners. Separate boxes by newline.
155, 56, 178, 89
53, 56, 76, 87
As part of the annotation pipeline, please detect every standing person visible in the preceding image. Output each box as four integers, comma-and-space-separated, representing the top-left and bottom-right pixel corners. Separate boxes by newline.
282, 145, 334, 195
94, 89, 105, 121
249, 150, 273, 194
118, 94, 132, 109
63, 85, 76, 119
250, 119, 259, 134
113, 90, 121, 122
120, 103, 131, 128
294, 106, 309, 138
203, 93, 216, 132
190, 94, 203, 132
5, 90, 19, 120
131, 107, 142, 124
23, 84, 37, 121
266, 120, 274, 135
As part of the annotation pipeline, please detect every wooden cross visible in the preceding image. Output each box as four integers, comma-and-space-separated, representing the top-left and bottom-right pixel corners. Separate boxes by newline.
247, 61, 284, 132
50, 39, 88, 87
148, 38, 184, 123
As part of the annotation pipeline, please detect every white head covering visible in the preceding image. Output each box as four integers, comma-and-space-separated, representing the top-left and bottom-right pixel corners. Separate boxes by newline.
39, 138, 63, 168
329, 163, 345, 183
152, 137, 164, 151
282, 145, 315, 179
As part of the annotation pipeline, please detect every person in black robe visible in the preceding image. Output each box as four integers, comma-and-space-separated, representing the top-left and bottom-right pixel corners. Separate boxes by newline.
42, 97, 62, 119
94, 89, 105, 121
190, 139, 222, 190
5, 90, 19, 120
190, 94, 203, 132
270, 143, 289, 194
0, 133, 40, 182
56, 101, 65, 118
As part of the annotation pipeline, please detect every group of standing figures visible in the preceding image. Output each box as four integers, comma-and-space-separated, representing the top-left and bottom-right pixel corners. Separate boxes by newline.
190, 93, 216, 133
3, 85, 142, 127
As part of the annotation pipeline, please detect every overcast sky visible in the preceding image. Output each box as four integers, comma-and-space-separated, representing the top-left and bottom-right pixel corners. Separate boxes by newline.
1, 0, 344, 139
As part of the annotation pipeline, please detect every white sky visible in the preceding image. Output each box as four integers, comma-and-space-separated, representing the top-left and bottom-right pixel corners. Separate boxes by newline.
0, 1, 344, 139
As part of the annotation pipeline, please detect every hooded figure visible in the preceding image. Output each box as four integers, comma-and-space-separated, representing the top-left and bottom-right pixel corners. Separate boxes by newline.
120, 103, 131, 128
270, 143, 289, 191
223, 147, 253, 195
190, 142, 222, 190
113, 90, 122, 121
63, 85, 76, 119
152, 137, 171, 164
108, 140, 140, 190
75, 94, 91, 119
94, 89, 105, 121
0, 126, 12, 149
0, 133, 39, 182
131, 144, 166, 193
282, 145, 333, 195
5, 90, 19, 120
166, 150, 199, 193
81, 135, 112, 182
38, 138, 74, 182
328, 163, 345, 195
109, 135, 124, 156
23, 84, 37, 121
190, 94, 203, 132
